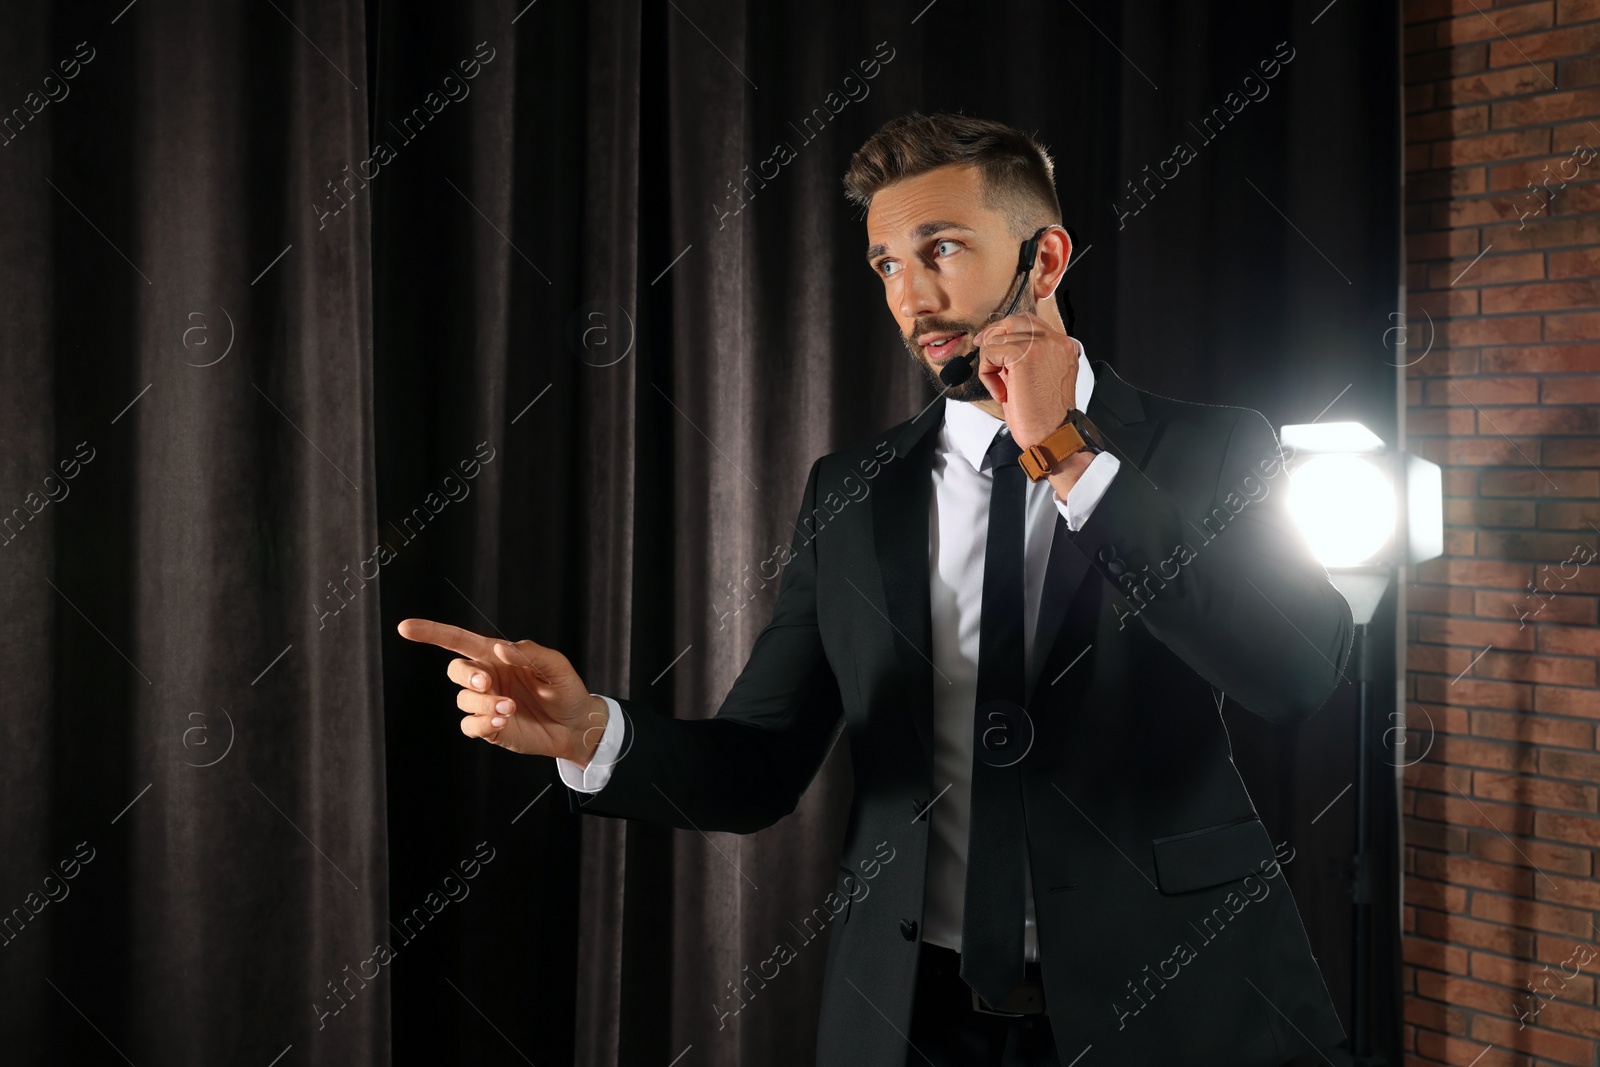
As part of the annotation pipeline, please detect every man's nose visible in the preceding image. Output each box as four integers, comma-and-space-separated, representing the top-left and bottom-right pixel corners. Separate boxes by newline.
897, 262, 944, 321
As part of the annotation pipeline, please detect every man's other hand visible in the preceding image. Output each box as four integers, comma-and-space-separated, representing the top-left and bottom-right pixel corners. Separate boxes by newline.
397, 618, 608, 766
970, 310, 1081, 450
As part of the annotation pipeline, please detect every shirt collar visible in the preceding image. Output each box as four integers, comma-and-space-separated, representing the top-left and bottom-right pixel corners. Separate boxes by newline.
942, 343, 1095, 473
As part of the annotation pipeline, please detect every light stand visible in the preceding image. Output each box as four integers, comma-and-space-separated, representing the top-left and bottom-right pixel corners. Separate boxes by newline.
1327, 570, 1391, 1067
1280, 424, 1441, 1067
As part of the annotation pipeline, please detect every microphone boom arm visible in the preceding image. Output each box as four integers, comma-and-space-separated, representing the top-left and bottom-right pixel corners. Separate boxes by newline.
937, 225, 1050, 390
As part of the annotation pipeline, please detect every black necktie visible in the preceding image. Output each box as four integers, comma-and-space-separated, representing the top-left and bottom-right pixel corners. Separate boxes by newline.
960, 428, 1029, 1009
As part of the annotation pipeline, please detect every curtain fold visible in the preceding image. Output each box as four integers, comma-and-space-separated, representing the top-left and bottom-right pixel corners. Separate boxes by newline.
573, 1, 644, 1063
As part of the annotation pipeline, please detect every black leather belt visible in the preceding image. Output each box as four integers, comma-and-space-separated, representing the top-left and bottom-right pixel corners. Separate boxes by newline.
920, 942, 1047, 1016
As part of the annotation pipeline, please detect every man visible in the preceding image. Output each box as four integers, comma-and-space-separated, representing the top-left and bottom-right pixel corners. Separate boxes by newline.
400, 113, 1353, 1066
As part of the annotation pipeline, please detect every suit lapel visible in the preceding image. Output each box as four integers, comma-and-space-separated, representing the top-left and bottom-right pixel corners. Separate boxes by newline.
870, 396, 945, 772
1027, 360, 1158, 706
1082, 359, 1157, 478
1028, 516, 1090, 706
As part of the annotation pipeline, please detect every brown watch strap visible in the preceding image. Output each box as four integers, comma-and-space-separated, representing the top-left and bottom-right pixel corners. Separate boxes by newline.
1017, 418, 1094, 481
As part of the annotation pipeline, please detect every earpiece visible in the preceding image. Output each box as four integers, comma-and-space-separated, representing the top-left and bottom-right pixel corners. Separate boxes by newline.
1017, 228, 1046, 273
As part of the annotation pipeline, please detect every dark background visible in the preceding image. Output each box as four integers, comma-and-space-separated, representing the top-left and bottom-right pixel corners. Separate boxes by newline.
0, 1, 1401, 1064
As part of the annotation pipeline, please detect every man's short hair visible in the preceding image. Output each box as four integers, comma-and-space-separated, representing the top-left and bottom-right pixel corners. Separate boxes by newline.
843, 112, 1062, 238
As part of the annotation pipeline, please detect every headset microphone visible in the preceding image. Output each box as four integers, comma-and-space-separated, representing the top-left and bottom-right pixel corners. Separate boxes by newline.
937, 225, 1050, 389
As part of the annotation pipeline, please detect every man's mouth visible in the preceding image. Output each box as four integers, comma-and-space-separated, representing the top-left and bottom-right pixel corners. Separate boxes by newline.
918, 332, 967, 360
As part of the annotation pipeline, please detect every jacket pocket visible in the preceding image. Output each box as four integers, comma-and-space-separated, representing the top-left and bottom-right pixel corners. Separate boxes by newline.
1150, 815, 1275, 895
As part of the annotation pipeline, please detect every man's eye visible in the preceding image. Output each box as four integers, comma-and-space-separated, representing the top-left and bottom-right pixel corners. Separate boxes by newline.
934, 239, 960, 256
879, 260, 901, 277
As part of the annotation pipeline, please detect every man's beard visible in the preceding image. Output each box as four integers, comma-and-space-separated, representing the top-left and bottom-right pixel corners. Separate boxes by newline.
900, 285, 1037, 403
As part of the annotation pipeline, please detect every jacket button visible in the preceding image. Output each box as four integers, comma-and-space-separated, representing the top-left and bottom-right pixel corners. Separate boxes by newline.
1106, 559, 1127, 578
900, 919, 918, 941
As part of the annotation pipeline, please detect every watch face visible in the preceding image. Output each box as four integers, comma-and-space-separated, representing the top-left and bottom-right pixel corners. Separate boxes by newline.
1068, 411, 1103, 452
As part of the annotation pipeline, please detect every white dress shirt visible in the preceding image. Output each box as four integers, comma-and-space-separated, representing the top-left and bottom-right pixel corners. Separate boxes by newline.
559, 347, 1120, 968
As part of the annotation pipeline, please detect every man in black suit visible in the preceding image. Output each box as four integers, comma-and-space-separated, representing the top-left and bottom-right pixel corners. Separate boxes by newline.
401, 113, 1354, 1066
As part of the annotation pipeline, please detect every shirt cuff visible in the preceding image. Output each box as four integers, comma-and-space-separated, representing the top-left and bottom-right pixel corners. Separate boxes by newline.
1053, 451, 1122, 531
555, 694, 625, 794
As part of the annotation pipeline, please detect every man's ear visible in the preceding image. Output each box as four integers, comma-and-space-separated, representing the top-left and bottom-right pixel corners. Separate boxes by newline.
1031, 225, 1073, 303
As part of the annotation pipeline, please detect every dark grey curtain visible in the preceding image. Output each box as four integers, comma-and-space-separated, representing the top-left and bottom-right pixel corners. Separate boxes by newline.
1, 0, 387, 1064
0, 1, 1399, 1065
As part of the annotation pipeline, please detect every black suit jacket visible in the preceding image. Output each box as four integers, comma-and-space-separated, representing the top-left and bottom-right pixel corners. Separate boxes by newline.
565, 361, 1354, 1066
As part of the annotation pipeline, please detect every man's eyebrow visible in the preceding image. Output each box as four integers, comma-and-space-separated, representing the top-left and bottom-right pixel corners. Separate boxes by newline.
864, 221, 975, 264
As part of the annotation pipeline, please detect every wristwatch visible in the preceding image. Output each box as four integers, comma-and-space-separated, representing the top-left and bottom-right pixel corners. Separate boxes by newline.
1017, 408, 1104, 481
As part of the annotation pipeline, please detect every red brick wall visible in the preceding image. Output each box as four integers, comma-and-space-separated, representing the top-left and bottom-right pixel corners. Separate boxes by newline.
1403, 1, 1600, 1064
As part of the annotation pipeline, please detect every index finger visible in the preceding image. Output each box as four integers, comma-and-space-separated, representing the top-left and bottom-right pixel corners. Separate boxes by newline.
397, 618, 496, 659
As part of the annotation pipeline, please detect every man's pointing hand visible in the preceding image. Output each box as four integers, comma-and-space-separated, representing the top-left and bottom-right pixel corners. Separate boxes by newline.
397, 618, 608, 766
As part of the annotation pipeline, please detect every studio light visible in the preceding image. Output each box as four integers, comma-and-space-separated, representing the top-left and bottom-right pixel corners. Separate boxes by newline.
1279, 419, 1442, 625
1287, 454, 1396, 568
